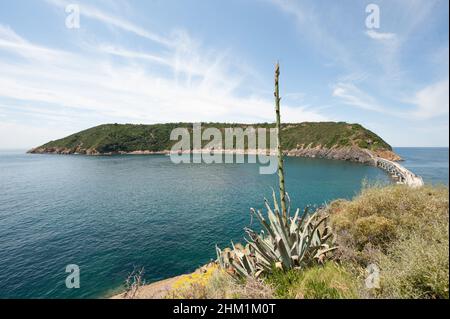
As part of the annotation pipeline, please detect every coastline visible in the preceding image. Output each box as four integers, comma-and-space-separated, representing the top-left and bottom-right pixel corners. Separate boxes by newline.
110, 264, 216, 299
27, 146, 402, 164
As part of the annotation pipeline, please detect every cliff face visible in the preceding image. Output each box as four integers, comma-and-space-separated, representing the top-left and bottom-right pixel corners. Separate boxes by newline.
28, 122, 402, 163
286, 145, 401, 163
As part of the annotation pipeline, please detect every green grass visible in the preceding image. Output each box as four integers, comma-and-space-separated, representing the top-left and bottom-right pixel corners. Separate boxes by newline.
266, 262, 359, 299
34, 122, 392, 153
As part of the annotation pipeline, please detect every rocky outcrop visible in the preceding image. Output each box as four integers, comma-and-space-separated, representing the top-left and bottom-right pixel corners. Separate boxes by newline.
285, 145, 401, 164
28, 147, 100, 155
371, 149, 402, 161
28, 147, 77, 155
27, 147, 170, 156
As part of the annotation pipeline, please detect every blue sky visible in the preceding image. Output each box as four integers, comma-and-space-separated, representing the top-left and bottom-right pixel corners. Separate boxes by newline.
0, 0, 448, 148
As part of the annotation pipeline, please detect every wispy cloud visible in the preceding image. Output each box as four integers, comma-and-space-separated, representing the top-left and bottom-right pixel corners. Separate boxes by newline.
45, 0, 173, 46
410, 79, 449, 119
332, 82, 391, 114
0, 7, 327, 148
333, 79, 450, 121
0, 0, 447, 148
0, 25, 71, 62
267, 0, 356, 70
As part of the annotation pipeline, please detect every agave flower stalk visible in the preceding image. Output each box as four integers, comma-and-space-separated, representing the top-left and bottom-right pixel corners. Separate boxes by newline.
274, 62, 288, 224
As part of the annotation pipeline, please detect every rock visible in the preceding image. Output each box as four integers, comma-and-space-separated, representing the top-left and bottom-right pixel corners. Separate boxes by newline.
286, 145, 377, 164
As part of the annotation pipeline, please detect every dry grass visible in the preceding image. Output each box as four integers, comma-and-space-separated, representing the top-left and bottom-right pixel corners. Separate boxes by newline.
166, 269, 274, 299
165, 265, 274, 299
206, 271, 274, 299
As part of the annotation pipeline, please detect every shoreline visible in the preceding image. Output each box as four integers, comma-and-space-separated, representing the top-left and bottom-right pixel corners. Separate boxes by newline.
110, 263, 217, 299
27, 146, 402, 163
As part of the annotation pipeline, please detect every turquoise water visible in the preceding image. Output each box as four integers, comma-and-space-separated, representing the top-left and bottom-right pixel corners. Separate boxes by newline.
0, 148, 446, 298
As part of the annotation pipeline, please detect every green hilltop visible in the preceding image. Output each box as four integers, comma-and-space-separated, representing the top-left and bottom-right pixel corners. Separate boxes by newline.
30, 122, 393, 155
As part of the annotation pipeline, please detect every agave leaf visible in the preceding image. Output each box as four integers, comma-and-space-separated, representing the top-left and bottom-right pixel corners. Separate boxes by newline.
273, 211, 292, 254
251, 240, 277, 262
321, 232, 333, 243
286, 192, 292, 219
265, 199, 279, 232
241, 254, 255, 274
290, 208, 300, 234
251, 208, 276, 239
276, 235, 292, 269
271, 189, 280, 214
230, 260, 252, 278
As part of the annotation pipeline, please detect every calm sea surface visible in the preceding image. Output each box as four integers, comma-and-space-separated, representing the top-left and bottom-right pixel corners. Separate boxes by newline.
0, 148, 447, 298
394, 148, 449, 185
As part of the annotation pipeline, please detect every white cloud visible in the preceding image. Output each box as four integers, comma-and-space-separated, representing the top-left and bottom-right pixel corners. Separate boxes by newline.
0, 18, 327, 148
333, 80, 450, 121
411, 79, 449, 119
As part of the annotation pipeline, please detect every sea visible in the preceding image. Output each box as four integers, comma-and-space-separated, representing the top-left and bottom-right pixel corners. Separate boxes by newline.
0, 147, 447, 298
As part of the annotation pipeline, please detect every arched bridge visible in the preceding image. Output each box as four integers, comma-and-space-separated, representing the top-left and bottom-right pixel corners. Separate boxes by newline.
374, 157, 424, 188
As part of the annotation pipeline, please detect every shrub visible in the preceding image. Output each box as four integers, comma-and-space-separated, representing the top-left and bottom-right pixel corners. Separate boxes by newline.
353, 215, 396, 249
378, 229, 449, 299
327, 184, 449, 299
329, 184, 449, 264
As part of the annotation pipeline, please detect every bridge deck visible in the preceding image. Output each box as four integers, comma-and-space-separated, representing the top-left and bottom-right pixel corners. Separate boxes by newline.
375, 157, 424, 188
360, 149, 424, 187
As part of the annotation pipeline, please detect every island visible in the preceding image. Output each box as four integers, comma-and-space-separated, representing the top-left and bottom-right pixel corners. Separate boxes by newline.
28, 122, 401, 164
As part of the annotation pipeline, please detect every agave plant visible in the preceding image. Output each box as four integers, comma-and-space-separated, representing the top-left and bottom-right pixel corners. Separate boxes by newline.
216, 242, 260, 278
216, 191, 337, 278
217, 63, 337, 278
